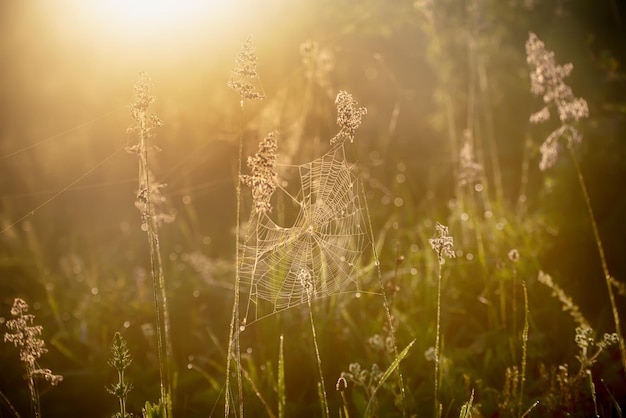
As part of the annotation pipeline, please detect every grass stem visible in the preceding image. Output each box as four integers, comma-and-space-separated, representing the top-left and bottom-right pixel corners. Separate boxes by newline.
568, 146, 626, 372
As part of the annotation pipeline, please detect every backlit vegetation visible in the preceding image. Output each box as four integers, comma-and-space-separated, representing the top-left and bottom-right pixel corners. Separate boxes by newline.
1, 1, 625, 417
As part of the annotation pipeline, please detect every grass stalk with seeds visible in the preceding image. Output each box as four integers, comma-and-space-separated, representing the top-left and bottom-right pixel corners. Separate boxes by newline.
127, 72, 173, 416
225, 34, 266, 417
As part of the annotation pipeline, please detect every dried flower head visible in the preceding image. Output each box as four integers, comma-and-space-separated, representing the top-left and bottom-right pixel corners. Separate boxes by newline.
4, 298, 63, 386
429, 222, 455, 264
241, 131, 279, 214
526, 33, 588, 171
127, 72, 164, 138
228, 35, 266, 106
330, 90, 367, 145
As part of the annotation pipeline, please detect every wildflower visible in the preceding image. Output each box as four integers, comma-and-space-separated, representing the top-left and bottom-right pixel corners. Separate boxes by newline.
330, 91, 367, 145
228, 35, 266, 105
429, 222, 455, 264
241, 131, 279, 214
526, 33, 588, 170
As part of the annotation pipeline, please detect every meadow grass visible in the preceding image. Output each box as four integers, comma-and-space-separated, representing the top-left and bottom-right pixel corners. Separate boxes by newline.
1, 7, 626, 418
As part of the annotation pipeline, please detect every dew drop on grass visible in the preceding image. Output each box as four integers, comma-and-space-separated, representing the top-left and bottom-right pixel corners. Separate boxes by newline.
193, 290, 200, 298
141, 223, 149, 232
123, 321, 130, 328
410, 268, 417, 275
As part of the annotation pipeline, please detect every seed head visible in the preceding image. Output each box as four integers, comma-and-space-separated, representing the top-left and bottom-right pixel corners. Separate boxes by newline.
241, 131, 279, 214
228, 35, 266, 105
330, 91, 367, 145
4, 298, 62, 386
526, 33, 588, 171
429, 222, 455, 264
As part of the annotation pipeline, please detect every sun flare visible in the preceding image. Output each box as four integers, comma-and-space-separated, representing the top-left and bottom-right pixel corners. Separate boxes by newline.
79, 0, 238, 39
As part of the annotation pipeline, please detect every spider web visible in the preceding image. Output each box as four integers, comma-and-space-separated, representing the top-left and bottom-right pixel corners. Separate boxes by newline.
240, 144, 368, 322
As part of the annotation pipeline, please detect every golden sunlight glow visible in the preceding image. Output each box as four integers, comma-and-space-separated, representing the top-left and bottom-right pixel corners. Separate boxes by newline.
78, 0, 241, 40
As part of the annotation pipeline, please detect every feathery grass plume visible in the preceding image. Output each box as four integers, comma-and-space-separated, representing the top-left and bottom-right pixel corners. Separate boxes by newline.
228, 35, 266, 107
225, 34, 267, 418
528, 32, 626, 374
127, 72, 173, 416
240, 131, 278, 214
429, 222, 456, 265
107, 332, 133, 418
4, 298, 62, 418
330, 91, 367, 145
428, 222, 455, 418
525, 32, 589, 171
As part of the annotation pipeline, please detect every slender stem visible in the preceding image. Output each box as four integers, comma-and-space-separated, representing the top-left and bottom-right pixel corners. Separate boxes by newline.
518, 280, 529, 418
118, 368, 127, 418
27, 370, 40, 418
225, 106, 246, 417
434, 263, 442, 418
355, 149, 407, 415
568, 146, 626, 372
139, 112, 173, 414
0, 388, 22, 418
307, 296, 329, 418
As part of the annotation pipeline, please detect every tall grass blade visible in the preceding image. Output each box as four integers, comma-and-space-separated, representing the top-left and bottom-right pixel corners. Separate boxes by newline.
278, 335, 286, 418
365, 338, 416, 416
